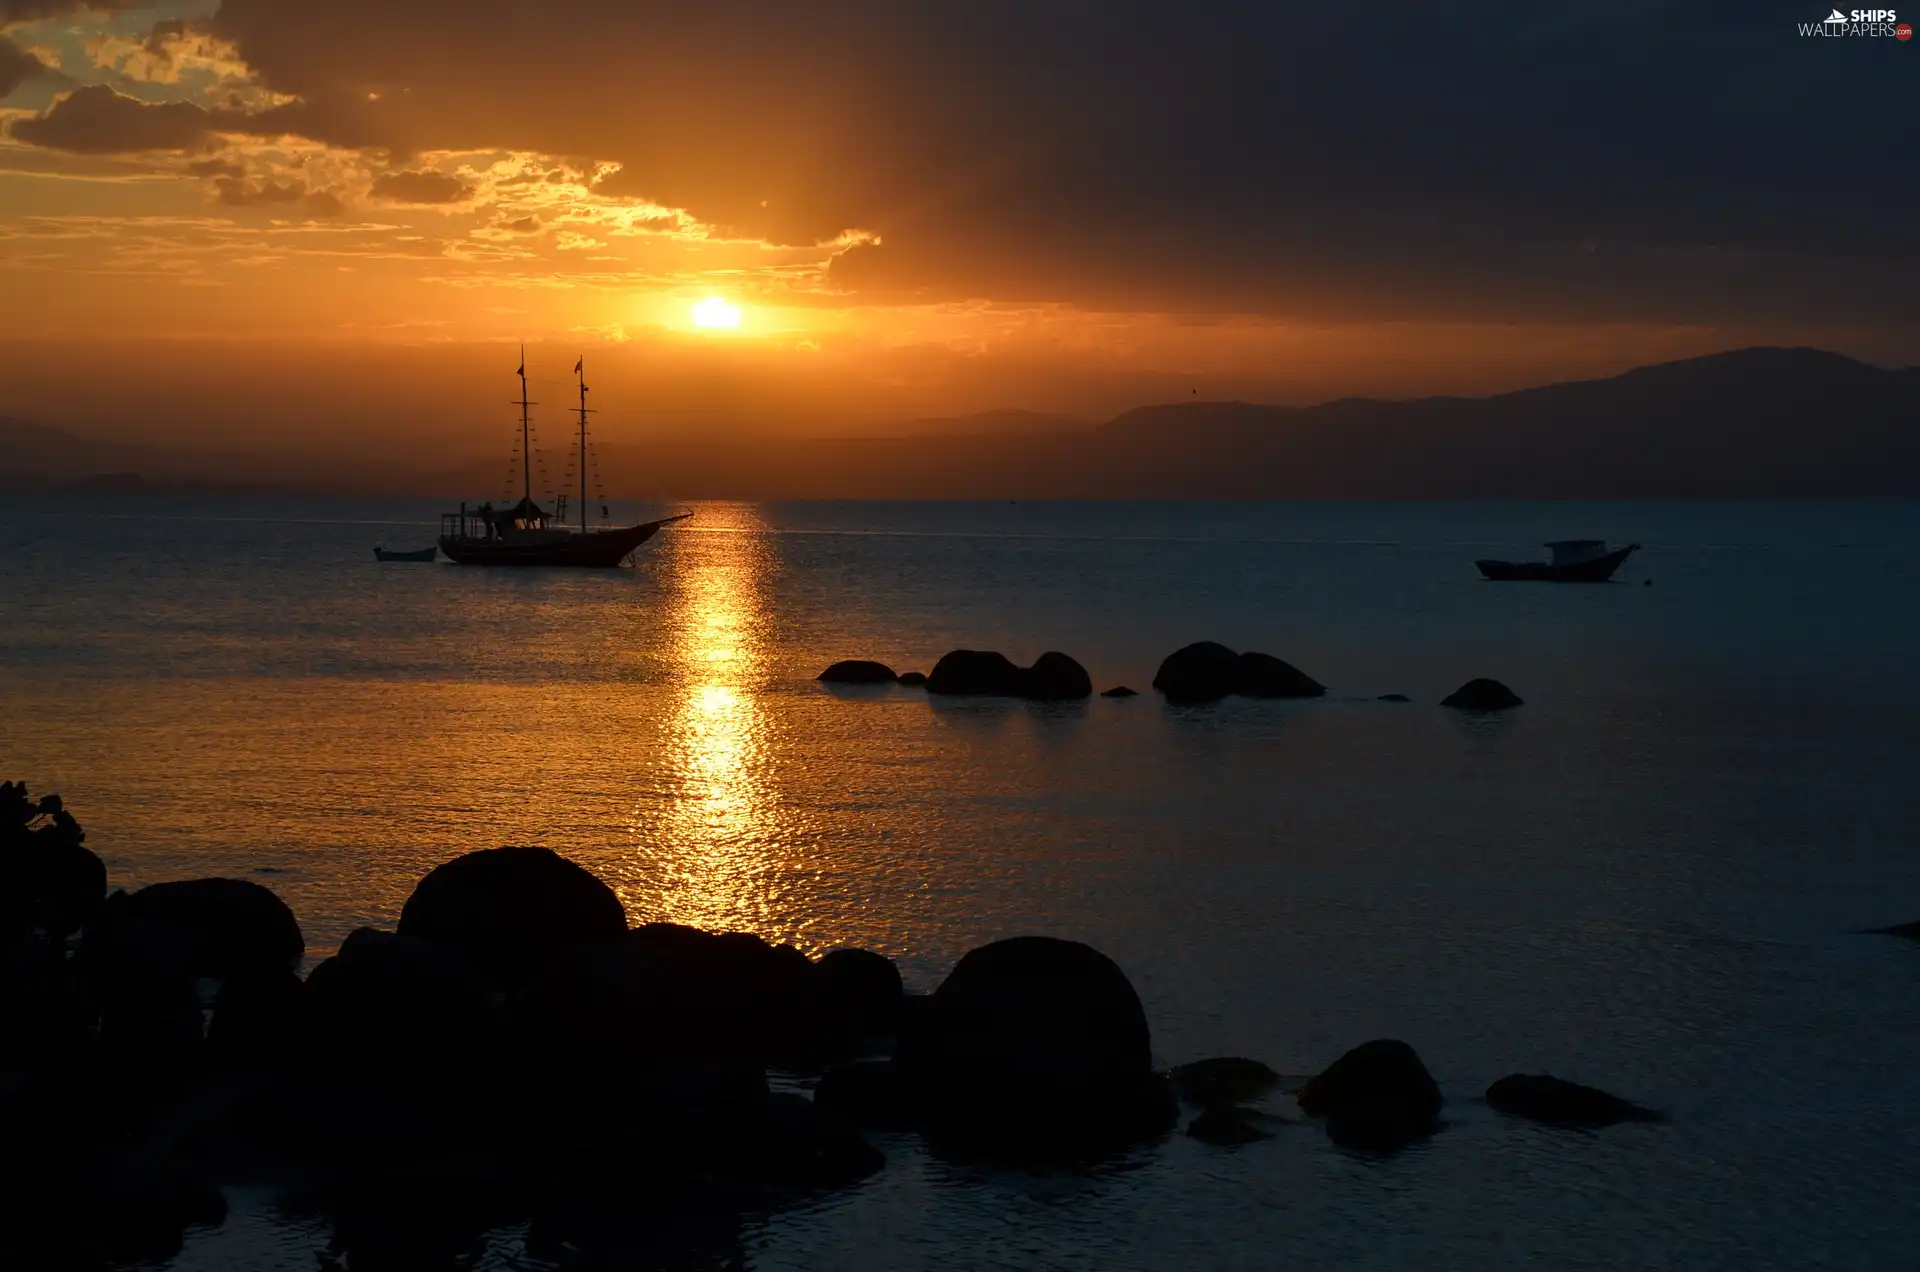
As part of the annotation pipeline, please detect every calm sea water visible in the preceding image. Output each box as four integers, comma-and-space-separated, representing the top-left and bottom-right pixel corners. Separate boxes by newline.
3, 497, 1919, 1269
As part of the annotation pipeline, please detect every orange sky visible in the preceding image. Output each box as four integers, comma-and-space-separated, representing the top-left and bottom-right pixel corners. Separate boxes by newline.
2, 1, 1912, 453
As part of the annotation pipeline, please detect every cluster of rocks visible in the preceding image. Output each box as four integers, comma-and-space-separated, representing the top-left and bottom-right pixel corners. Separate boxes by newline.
822, 645, 1524, 712
5, 780, 1676, 1268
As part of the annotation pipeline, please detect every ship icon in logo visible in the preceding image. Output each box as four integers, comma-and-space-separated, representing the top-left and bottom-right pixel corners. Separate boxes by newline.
1825, 7, 1847, 18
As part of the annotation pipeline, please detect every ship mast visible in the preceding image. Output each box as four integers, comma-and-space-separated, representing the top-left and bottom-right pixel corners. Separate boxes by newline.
574, 355, 592, 534
515, 343, 532, 506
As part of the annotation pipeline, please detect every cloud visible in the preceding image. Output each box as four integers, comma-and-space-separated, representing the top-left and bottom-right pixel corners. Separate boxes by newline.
215, 175, 305, 206
185, 156, 244, 179
368, 169, 473, 204
9, 83, 219, 153
1, 0, 146, 19
0, 35, 48, 99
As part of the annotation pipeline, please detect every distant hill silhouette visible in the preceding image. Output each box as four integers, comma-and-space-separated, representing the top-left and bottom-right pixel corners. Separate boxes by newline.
6, 348, 1917, 498
1085, 347, 1920, 498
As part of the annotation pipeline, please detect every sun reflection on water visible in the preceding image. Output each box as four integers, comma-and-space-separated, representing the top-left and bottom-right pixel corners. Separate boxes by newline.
626, 505, 790, 935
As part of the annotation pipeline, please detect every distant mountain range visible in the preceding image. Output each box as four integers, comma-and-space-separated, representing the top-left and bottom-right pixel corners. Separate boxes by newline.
6, 348, 1917, 499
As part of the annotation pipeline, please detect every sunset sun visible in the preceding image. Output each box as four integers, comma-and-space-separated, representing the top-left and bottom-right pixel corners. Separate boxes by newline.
691, 296, 742, 329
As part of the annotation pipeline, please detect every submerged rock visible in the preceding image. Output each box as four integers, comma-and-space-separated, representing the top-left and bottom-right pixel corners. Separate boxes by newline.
818, 660, 897, 684
896, 671, 928, 687
1169, 1056, 1281, 1109
1298, 1039, 1442, 1151
1377, 693, 1411, 703
1485, 1074, 1661, 1127
1101, 686, 1139, 698
398, 846, 627, 976
1186, 1107, 1275, 1146
899, 935, 1175, 1150
1440, 678, 1523, 711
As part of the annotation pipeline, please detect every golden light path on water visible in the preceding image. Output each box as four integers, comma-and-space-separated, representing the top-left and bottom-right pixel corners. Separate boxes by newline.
621, 504, 798, 939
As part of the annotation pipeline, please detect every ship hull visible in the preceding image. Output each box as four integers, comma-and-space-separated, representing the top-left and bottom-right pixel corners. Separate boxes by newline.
439, 514, 688, 567
1475, 544, 1638, 582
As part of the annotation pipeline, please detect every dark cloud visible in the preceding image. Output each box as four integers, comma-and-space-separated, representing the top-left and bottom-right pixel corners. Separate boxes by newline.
8, 84, 220, 153
215, 176, 305, 206
1, 0, 146, 19
499, 215, 539, 233
179, 0, 1910, 325
304, 189, 344, 217
368, 169, 473, 204
186, 156, 245, 179
0, 35, 47, 98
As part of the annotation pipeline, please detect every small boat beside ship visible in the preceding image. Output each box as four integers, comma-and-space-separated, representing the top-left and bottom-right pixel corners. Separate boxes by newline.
434, 353, 689, 568
373, 545, 437, 562
1476, 539, 1640, 582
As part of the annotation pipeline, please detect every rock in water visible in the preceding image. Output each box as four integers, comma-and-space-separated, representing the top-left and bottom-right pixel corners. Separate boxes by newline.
816, 947, 905, 1041
398, 846, 627, 976
927, 649, 1026, 696
1186, 1107, 1274, 1146
1170, 1056, 1282, 1108
1101, 686, 1139, 698
1377, 693, 1411, 703
1440, 678, 1523, 710
899, 936, 1176, 1150
1232, 652, 1325, 698
115, 878, 304, 981
1152, 641, 1240, 703
818, 659, 896, 684
1022, 651, 1093, 700
1864, 919, 1920, 939
896, 671, 928, 687
1485, 1074, 1661, 1127
926, 650, 1093, 700
1298, 1039, 1442, 1151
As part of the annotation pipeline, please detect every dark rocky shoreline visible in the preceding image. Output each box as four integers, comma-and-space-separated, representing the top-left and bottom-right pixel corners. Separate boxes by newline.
5, 780, 1679, 1270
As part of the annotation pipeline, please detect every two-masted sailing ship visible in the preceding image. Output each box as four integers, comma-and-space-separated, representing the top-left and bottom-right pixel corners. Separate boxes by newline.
439, 354, 689, 567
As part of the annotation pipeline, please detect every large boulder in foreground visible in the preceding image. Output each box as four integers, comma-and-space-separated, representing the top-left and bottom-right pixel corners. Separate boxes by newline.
1153, 643, 1324, 702
398, 846, 627, 976
815, 947, 905, 1043
1298, 1039, 1442, 1151
1485, 1073, 1661, 1128
303, 927, 493, 1079
898, 936, 1175, 1149
1441, 678, 1523, 710
818, 659, 896, 684
522, 923, 819, 1078
114, 878, 304, 981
